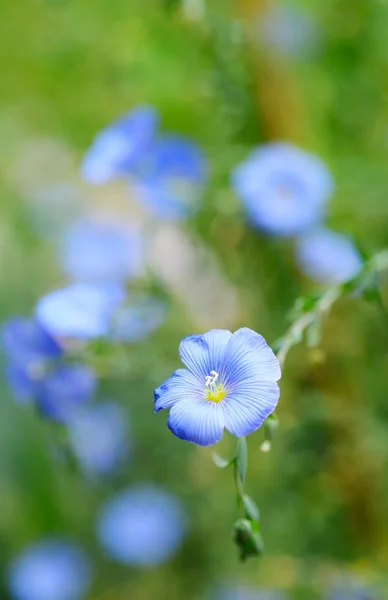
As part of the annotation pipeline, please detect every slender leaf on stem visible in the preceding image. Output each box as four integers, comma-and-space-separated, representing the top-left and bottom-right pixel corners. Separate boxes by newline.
242, 494, 260, 521
235, 436, 248, 485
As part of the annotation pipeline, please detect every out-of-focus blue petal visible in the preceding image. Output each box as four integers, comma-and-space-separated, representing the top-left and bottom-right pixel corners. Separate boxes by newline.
154, 368, 203, 413
67, 402, 130, 476
36, 365, 96, 422
36, 283, 125, 339
179, 329, 232, 379
295, 227, 362, 284
222, 380, 280, 437
167, 398, 225, 446
7, 539, 92, 600
232, 143, 332, 236
4, 362, 40, 404
221, 327, 281, 385
133, 135, 206, 220
97, 485, 187, 566
147, 135, 206, 183
60, 219, 143, 284
81, 106, 158, 184
1, 317, 62, 363
110, 296, 167, 342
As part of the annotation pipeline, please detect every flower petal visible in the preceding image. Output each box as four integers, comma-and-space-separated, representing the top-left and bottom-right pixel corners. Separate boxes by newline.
154, 369, 202, 413
223, 380, 280, 437
167, 399, 225, 446
222, 328, 280, 386
179, 329, 232, 378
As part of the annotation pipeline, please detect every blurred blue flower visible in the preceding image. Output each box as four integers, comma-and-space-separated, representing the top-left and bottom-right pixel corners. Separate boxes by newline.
154, 328, 281, 446
2, 317, 62, 365
7, 539, 92, 600
68, 401, 130, 476
36, 282, 125, 340
60, 218, 143, 284
110, 296, 167, 342
81, 105, 158, 184
231, 143, 332, 236
36, 365, 96, 422
1, 317, 62, 403
97, 484, 187, 566
295, 227, 362, 284
134, 135, 206, 219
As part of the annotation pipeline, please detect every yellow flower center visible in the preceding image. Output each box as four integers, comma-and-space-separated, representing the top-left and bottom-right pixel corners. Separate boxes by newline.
204, 370, 227, 403
205, 383, 227, 403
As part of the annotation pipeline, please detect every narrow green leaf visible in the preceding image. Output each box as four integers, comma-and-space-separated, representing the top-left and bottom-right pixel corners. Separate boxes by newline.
242, 494, 260, 522
235, 437, 248, 485
212, 453, 235, 469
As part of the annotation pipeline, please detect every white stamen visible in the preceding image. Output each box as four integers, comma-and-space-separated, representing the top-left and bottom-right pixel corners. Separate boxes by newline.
205, 370, 219, 388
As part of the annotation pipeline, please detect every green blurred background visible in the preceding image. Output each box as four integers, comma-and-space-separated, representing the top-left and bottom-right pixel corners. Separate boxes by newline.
1, 0, 388, 598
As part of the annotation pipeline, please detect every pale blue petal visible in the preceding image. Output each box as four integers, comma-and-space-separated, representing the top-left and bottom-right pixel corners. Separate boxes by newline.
222, 328, 281, 386
223, 380, 280, 437
179, 329, 232, 378
167, 399, 225, 446
154, 369, 202, 413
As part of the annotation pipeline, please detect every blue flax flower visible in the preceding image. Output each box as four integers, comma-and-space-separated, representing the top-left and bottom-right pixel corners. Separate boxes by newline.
60, 218, 143, 284
1, 317, 96, 420
295, 227, 362, 284
96, 484, 187, 567
81, 105, 158, 184
231, 143, 332, 236
1, 317, 62, 403
36, 365, 96, 422
68, 402, 130, 476
134, 134, 206, 219
7, 538, 92, 600
36, 282, 125, 340
154, 328, 281, 446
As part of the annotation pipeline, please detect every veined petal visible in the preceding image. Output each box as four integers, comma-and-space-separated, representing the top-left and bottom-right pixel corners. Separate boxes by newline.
223, 380, 279, 437
154, 369, 202, 413
167, 399, 225, 446
222, 328, 280, 386
179, 329, 232, 378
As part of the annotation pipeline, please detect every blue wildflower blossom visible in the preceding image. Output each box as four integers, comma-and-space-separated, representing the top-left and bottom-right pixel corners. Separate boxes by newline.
36, 365, 96, 422
7, 539, 92, 600
60, 218, 143, 284
231, 143, 332, 236
1, 317, 62, 403
36, 282, 125, 340
295, 227, 362, 284
1, 317, 96, 420
68, 402, 130, 476
110, 296, 167, 343
134, 134, 206, 219
2, 317, 62, 365
96, 485, 187, 567
81, 105, 158, 184
154, 328, 281, 446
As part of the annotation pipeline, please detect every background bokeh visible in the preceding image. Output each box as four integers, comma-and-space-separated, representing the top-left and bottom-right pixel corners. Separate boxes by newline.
1, 0, 388, 598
